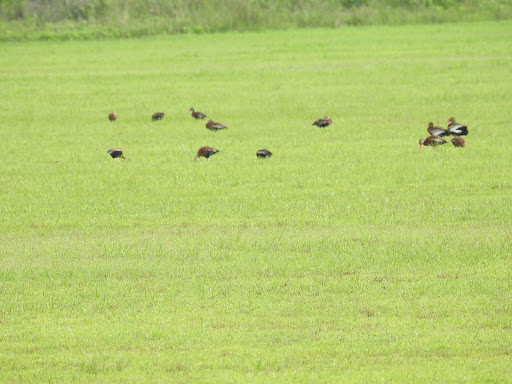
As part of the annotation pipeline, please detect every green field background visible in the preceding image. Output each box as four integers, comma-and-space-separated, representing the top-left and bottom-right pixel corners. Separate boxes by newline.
2, 0, 512, 40
1, 20, 512, 382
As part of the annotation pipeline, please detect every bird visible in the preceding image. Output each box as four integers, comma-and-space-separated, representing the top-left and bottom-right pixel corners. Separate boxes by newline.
108, 110, 117, 121
107, 148, 126, 159
427, 122, 449, 137
152, 112, 165, 121
313, 116, 332, 128
194, 146, 220, 161
256, 149, 272, 158
188, 107, 207, 120
447, 117, 468, 136
419, 135, 448, 148
451, 137, 466, 148
205, 119, 227, 132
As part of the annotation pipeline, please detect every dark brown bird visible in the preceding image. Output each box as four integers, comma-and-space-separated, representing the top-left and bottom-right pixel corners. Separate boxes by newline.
427, 122, 449, 137
194, 146, 220, 161
451, 137, 466, 148
188, 107, 207, 120
205, 119, 227, 132
108, 110, 117, 121
107, 148, 126, 159
152, 112, 165, 121
256, 149, 272, 158
447, 117, 468, 136
419, 135, 448, 148
313, 116, 332, 128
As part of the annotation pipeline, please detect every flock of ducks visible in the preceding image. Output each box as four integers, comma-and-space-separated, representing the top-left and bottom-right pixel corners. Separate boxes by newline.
106, 109, 333, 161
107, 111, 468, 159
419, 117, 469, 148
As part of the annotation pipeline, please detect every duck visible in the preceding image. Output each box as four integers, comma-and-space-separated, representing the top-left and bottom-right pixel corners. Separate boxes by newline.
313, 116, 332, 128
419, 135, 448, 148
188, 107, 207, 120
447, 117, 468, 136
205, 119, 227, 132
194, 146, 220, 161
107, 148, 126, 159
152, 112, 165, 121
256, 149, 272, 158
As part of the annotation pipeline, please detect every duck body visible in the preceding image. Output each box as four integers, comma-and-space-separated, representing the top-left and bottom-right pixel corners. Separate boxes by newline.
189, 108, 207, 119
195, 146, 220, 160
152, 112, 165, 121
108, 110, 117, 121
419, 135, 448, 148
256, 149, 272, 158
447, 117, 468, 136
451, 137, 466, 147
206, 119, 227, 132
427, 122, 449, 137
313, 116, 332, 128
107, 148, 125, 159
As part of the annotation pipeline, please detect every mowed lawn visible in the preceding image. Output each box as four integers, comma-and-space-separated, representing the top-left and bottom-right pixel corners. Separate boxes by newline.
1, 21, 511, 382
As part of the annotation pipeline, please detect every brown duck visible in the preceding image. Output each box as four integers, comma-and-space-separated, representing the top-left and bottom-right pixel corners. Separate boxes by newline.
451, 137, 466, 147
419, 135, 448, 148
313, 116, 332, 128
205, 119, 227, 132
108, 110, 117, 121
427, 122, 449, 137
189, 108, 207, 120
194, 146, 220, 161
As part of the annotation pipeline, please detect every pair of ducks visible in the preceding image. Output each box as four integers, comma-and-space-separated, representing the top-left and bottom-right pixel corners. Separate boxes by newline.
193, 147, 273, 161
419, 118, 468, 148
188, 107, 228, 132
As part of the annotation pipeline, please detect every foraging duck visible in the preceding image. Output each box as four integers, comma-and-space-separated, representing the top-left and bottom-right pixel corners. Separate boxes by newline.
313, 116, 332, 128
451, 137, 466, 148
152, 112, 165, 121
107, 148, 126, 159
195, 146, 220, 161
256, 149, 272, 158
108, 110, 117, 121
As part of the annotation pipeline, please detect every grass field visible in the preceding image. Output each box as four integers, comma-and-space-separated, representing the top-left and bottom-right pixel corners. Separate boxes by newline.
1, 21, 512, 382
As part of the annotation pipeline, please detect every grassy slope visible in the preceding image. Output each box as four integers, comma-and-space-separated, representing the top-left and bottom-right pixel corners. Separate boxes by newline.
1, 21, 511, 382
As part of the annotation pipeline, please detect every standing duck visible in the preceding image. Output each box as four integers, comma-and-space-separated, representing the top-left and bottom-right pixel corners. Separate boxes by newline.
447, 117, 468, 136
427, 122, 449, 137
194, 146, 220, 161
419, 135, 448, 148
205, 119, 227, 132
188, 108, 207, 120
313, 116, 332, 128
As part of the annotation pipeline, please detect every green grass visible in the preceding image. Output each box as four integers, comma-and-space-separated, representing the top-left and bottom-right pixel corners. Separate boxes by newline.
1, 21, 512, 382
2, 0, 512, 41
